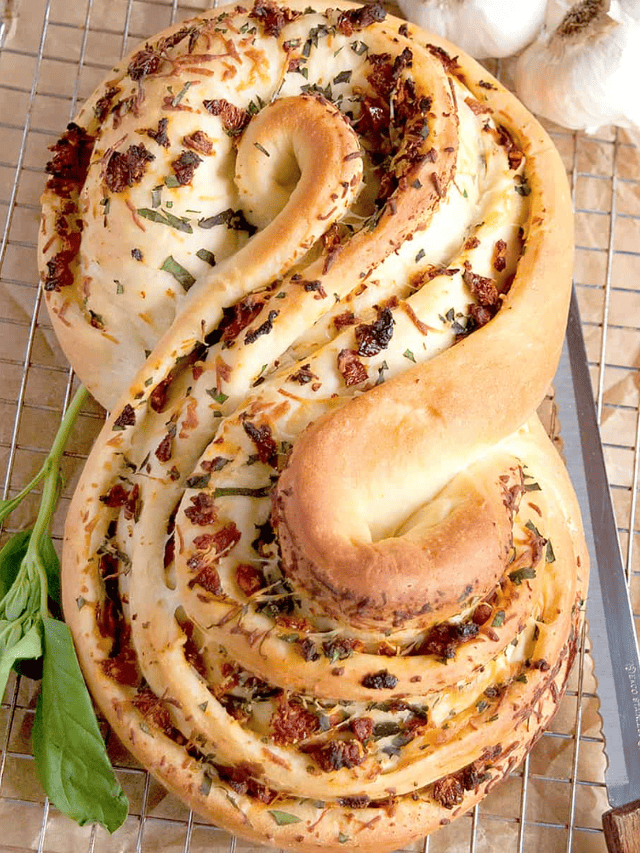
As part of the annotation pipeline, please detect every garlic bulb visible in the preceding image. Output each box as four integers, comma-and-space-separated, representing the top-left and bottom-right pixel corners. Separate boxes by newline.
396, 0, 548, 58
515, 0, 640, 133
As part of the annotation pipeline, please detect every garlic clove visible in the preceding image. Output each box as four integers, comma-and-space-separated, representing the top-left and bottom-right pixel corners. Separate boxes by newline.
515, 0, 640, 133
396, 0, 548, 58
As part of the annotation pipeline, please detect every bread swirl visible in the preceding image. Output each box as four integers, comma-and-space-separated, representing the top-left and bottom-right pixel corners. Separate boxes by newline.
44, 2, 588, 850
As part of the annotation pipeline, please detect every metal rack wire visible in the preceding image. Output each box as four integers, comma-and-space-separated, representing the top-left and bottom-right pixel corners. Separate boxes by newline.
0, 1, 638, 850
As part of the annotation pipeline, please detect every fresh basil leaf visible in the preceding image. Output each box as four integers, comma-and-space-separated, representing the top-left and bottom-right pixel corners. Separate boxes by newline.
0, 530, 31, 599
0, 622, 42, 697
2, 569, 33, 621
0, 530, 61, 613
32, 616, 128, 832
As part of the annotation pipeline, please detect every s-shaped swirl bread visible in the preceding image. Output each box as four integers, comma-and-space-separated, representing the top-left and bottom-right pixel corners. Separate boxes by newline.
43, 2, 588, 850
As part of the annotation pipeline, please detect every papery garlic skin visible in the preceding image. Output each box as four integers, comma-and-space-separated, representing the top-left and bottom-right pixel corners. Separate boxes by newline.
515, 0, 640, 133
396, 0, 548, 58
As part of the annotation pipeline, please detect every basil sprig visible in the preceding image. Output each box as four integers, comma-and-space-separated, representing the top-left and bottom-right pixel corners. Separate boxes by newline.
0, 386, 128, 832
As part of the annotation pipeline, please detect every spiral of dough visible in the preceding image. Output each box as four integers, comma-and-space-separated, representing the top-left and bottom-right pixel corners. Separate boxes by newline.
49, 3, 588, 851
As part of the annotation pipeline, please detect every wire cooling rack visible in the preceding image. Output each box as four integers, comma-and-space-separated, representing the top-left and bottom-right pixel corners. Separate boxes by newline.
1, 0, 638, 850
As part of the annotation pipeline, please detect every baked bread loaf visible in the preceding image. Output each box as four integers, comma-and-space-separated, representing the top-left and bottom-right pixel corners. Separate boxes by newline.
46, 2, 588, 850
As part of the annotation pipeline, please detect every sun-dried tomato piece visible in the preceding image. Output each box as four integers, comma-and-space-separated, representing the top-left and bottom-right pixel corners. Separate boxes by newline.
337, 349, 368, 386
336, 2, 386, 35
203, 98, 251, 135
304, 739, 365, 772
462, 261, 499, 307
361, 669, 398, 690
144, 117, 170, 148
242, 419, 278, 467
183, 130, 213, 155
171, 150, 202, 185
184, 492, 218, 525
131, 687, 174, 736
432, 774, 464, 809
249, 0, 300, 36
236, 563, 266, 597
350, 717, 374, 742
104, 144, 154, 193
355, 307, 394, 357
271, 698, 320, 745
188, 563, 223, 595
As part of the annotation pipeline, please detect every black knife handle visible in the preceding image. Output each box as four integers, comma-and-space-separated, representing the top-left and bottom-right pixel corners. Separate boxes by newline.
603, 799, 640, 853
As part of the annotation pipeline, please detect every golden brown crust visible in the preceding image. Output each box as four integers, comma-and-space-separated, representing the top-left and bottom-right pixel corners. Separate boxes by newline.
274, 456, 523, 628
55, 3, 586, 851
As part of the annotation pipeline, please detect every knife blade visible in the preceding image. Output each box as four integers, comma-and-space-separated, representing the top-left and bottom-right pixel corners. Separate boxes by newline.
555, 286, 640, 852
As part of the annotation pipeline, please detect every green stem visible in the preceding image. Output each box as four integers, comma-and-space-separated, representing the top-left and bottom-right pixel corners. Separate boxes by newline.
45, 386, 90, 471
24, 386, 89, 614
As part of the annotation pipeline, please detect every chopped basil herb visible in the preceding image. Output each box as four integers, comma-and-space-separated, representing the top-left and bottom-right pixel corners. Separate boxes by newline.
247, 95, 266, 115
214, 485, 271, 498
151, 186, 162, 208
350, 40, 368, 55
185, 473, 211, 489
415, 249, 425, 263
373, 722, 401, 739
206, 387, 228, 404
403, 349, 416, 362
300, 81, 333, 100
254, 142, 270, 157
75, 596, 86, 610
269, 810, 301, 826
115, 281, 124, 295
171, 80, 192, 107
200, 769, 213, 796
278, 633, 299, 643
492, 610, 505, 627
207, 457, 231, 472
199, 701, 209, 712
333, 69, 352, 85
160, 255, 196, 291
524, 481, 542, 491
338, 834, 350, 844
137, 208, 193, 233
165, 174, 180, 188
198, 208, 257, 235
515, 673, 528, 684
546, 538, 556, 563
196, 248, 216, 266
509, 566, 537, 586
525, 520, 543, 537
